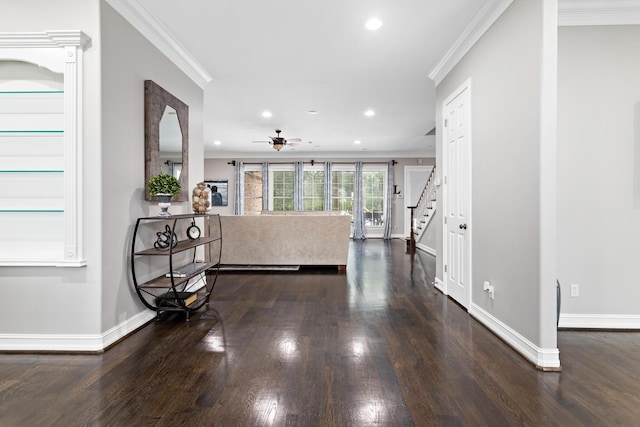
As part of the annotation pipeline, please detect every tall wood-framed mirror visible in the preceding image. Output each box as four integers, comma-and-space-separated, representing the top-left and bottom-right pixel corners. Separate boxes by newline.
144, 80, 188, 201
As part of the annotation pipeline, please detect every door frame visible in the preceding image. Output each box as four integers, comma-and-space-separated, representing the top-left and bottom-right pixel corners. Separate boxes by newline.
442, 78, 472, 308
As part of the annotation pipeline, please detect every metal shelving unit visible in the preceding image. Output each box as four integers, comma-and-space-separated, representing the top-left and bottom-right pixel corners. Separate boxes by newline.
130, 213, 222, 320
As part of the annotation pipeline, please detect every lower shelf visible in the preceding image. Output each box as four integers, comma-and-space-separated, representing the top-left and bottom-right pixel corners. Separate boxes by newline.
156, 291, 198, 308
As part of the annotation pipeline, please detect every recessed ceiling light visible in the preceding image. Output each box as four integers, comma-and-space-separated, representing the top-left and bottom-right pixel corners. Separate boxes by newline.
307, 110, 318, 115
262, 111, 272, 118
364, 109, 375, 117
354, 140, 362, 145
213, 140, 221, 145
365, 18, 382, 31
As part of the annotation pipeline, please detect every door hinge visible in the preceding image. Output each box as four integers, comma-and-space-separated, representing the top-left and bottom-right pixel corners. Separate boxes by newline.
444, 176, 447, 184
444, 264, 447, 273
444, 119, 448, 127
444, 217, 447, 224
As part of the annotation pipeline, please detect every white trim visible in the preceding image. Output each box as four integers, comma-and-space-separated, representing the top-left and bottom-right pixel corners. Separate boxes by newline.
106, 0, 212, 89
559, 313, 640, 329
559, 0, 640, 26
470, 303, 561, 370
429, 0, 514, 86
0, 310, 154, 352
538, 0, 559, 354
434, 277, 446, 294
416, 242, 436, 257
0, 31, 89, 267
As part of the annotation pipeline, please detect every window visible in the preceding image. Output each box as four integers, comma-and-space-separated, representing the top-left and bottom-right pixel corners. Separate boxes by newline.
270, 166, 295, 211
331, 168, 355, 215
303, 167, 324, 211
239, 162, 387, 230
363, 170, 385, 227
243, 165, 262, 215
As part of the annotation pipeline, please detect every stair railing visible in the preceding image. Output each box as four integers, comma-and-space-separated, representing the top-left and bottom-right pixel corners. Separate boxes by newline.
407, 166, 437, 252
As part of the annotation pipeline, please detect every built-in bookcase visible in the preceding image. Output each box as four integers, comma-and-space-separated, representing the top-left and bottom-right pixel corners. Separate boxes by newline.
0, 30, 91, 266
0, 90, 66, 261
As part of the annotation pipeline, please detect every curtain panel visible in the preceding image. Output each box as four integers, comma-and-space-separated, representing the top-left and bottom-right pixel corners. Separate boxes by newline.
324, 161, 332, 211
262, 162, 269, 211
233, 161, 244, 215
294, 161, 304, 211
352, 161, 366, 240
383, 160, 394, 239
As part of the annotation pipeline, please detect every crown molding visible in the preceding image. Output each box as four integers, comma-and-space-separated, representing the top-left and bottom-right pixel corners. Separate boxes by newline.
559, 0, 640, 26
429, 0, 514, 86
106, 0, 212, 88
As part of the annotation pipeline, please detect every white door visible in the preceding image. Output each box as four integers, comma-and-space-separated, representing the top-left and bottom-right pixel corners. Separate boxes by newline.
443, 81, 471, 309
404, 166, 432, 237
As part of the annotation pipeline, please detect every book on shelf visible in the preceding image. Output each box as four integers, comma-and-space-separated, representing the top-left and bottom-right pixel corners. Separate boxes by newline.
156, 291, 198, 307
164, 262, 207, 278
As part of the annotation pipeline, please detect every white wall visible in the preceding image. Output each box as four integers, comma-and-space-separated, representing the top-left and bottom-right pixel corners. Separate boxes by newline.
0, 0, 204, 350
0, 0, 103, 343
557, 25, 640, 327
435, 0, 558, 359
204, 157, 434, 237
100, 1, 204, 334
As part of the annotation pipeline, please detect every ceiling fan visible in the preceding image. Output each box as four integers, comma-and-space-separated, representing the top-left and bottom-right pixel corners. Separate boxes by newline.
252, 129, 302, 151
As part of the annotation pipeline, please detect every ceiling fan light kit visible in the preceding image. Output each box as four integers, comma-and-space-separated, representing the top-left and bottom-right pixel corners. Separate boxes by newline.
252, 129, 301, 151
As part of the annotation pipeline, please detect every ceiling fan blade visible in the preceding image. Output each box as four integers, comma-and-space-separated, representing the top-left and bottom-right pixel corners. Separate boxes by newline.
252, 140, 270, 143
286, 138, 302, 143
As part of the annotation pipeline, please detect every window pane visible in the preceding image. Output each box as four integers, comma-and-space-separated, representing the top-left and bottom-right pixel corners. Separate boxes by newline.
272, 170, 295, 211
363, 170, 385, 227
331, 170, 354, 215
302, 169, 324, 211
244, 170, 263, 215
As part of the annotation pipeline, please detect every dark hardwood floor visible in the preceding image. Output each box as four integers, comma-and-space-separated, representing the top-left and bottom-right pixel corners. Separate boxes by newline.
1, 240, 640, 426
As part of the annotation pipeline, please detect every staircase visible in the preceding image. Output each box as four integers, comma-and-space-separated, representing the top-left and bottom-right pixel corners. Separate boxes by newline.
407, 167, 437, 252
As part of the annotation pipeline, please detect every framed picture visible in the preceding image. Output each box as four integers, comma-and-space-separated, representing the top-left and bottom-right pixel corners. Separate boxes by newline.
204, 179, 228, 206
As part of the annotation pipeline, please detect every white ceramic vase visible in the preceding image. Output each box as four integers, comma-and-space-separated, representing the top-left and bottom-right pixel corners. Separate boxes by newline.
157, 194, 173, 217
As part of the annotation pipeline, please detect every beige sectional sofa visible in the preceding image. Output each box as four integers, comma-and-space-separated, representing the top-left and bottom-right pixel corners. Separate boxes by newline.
208, 213, 351, 269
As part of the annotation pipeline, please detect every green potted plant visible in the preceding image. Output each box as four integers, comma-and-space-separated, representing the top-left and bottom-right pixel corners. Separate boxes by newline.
148, 174, 181, 217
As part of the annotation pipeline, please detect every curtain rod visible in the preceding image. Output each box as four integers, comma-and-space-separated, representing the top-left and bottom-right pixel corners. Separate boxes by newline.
227, 160, 396, 166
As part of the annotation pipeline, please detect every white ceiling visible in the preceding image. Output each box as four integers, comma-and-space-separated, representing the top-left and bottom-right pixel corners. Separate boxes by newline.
132, 0, 488, 159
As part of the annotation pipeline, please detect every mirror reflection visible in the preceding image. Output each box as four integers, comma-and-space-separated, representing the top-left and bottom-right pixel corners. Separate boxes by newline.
159, 105, 182, 180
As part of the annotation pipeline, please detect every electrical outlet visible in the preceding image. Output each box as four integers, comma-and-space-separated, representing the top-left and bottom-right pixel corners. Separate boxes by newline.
570, 284, 579, 298
483, 281, 494, 299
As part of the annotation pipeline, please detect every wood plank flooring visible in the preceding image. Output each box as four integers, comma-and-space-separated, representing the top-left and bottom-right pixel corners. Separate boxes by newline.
1, 239, 640, 426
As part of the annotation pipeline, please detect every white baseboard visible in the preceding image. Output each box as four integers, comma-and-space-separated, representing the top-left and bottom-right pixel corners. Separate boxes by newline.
559, 313, 640, 329
415, 243, 436, 257
434, 277, 445, 294
470, 303, 561, 370
0, 310, 155, 352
